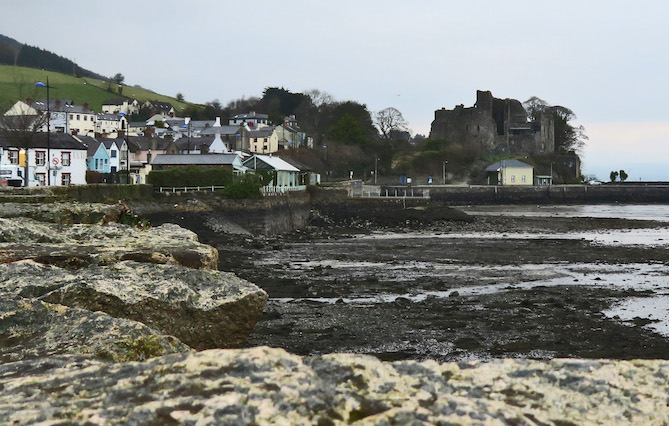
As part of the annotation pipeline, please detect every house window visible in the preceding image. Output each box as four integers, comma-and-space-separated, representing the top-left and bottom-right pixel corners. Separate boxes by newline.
111, 150, 117, 158
104, 159, 108, 164
36, 173, 46, 186
522, 175, 526, 183
61, 173, 71, 185
35, 151, 46, 166
62, 152, 71, 166
77, 115, 80, 120
511, 175, 516, 183
84, 116, 87, 121
70, 114, 74, 120
95, 159, 99, 169
8, 150, 18, 165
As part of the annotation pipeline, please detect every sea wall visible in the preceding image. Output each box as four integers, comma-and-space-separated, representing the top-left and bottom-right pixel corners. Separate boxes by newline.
129, 191, 312, 237
420, 184, 669, 204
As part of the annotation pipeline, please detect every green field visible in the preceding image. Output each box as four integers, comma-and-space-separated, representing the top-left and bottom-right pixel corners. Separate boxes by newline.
0, 65, 190, 114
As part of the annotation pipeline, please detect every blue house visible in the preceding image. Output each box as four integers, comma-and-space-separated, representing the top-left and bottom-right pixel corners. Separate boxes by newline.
87, 139, 111, 173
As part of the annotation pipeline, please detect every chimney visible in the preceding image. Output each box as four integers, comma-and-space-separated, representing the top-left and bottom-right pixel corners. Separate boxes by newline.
214, 117, 221, 127
250, 111, 256, 117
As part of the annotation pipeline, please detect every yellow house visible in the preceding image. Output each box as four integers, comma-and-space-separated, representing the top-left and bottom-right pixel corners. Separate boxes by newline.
485, 160, 534, 186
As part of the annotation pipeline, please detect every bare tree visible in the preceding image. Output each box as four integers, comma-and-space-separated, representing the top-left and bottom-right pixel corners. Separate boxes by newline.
1, 101, 48, 186
298, 89, 335, 143
374, 107, 408, 140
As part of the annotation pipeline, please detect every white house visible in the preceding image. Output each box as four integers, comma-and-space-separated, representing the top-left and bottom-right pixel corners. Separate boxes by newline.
0, 133, 87, 186
96, 114, 128, 138
102, 98, 140, 115
102, 139, 130, 172
242, 154, 303, 192
229, 111, 270, 129
4, 99, 96, 136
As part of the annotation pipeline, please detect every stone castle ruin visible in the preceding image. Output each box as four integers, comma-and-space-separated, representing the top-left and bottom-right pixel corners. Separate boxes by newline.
430, 90, 555, 155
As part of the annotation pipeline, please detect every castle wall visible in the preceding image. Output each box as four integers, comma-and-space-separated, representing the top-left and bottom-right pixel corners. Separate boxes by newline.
430, 91, 555, 155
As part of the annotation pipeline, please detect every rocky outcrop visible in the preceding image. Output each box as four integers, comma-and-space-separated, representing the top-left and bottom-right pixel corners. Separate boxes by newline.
0, 346, 665, 424
0, 260, 268, 350
0, 202, 126, 224
0, 297, 190, 363
0, 218, 218, 269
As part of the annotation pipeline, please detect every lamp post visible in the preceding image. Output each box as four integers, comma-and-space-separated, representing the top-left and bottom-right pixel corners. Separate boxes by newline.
374, 157, 378, 184
35, 78, 54, 185
442, 160, 448, 185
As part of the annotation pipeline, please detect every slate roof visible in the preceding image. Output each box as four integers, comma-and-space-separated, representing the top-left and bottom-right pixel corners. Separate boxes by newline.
85, 139, 104, 156
31, 100, 94, 114
231, 112, 269, 120
97, 114, 125, 121
126, 137, 175, 152
175, 136, 214, 151
152, 153, 239, 166
278, 155, 313, 172
0, 133, 88, 150
247, 126, 276, 138
199, 125, 241, 136
484, 160, 534, 172
145, 100, 174, 111
102, 98, 130, 105
243, 155, 299, 172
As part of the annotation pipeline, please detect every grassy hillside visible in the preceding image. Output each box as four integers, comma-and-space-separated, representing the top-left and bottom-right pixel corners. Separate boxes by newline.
0, 65, 190, 114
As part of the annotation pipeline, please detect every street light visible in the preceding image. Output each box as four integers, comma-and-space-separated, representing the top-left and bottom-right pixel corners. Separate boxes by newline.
35, 78, 54, 185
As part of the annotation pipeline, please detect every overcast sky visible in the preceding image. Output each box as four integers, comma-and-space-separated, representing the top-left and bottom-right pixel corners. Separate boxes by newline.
3, 1, 668, 180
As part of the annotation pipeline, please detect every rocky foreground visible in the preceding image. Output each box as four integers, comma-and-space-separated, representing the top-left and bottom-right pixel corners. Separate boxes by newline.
0, 346, 667, 424
0, 202, 668, 424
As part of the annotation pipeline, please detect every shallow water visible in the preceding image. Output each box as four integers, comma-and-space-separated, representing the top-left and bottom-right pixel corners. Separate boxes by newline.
355, 228, 669, 247
459, 203, 669, 222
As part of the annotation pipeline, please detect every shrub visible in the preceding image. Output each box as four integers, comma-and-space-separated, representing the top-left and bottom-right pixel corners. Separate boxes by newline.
148, 166, 233, 187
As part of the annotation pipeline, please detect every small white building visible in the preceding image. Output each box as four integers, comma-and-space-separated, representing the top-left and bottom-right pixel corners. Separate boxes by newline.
0, 133, 88, 186
484, 160, 534, 186
229, 111, 270, 129
102, 98, 140, 115
242, 154, 303, 192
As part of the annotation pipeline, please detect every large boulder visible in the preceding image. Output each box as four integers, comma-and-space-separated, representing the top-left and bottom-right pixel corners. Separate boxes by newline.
0, 346, 665, 424
0, 218, 218, 269
0, 297, 191, 363
0, 260, 268, 350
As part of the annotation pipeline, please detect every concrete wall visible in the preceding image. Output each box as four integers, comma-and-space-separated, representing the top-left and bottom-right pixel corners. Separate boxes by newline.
427, 185, 669, 205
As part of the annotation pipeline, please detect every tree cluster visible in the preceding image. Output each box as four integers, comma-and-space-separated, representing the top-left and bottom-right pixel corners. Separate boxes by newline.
523, 96, 588, 153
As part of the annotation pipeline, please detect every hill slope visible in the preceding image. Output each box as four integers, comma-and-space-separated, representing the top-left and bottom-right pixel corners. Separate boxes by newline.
0, 34, 106, 81
0, 65, 189, 114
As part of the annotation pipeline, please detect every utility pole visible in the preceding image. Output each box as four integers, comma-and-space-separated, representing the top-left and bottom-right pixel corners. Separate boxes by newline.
374, 157, 378, 184
442, 160, 448, 184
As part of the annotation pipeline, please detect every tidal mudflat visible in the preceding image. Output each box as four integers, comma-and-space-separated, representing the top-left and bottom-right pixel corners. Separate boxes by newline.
216, 204, 669, 362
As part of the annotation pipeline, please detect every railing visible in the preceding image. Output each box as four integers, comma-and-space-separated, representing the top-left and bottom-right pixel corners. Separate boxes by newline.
157, 185, 226, 193
348, 184, 430, 199
261, 185, 307, 196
